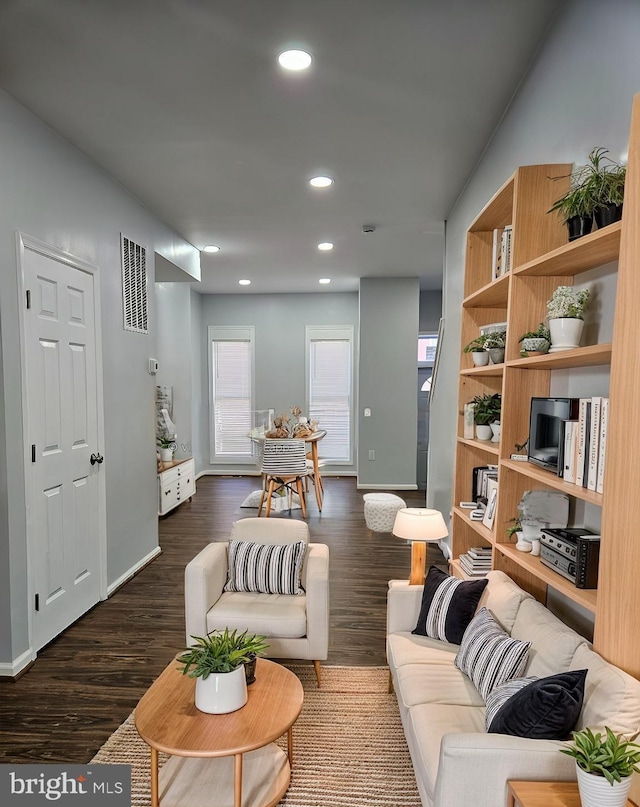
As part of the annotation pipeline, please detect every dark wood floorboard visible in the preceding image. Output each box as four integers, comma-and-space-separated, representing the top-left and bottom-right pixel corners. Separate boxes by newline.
0, 476, 444, 764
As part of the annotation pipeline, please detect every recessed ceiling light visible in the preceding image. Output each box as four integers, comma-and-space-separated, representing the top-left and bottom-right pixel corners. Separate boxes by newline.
317, 242, 334, 251
278, 49, 312, 71
319, 278, 331, 285
239, 279, 251, 286
203, 245, 220, 253
309, 176, 333, 188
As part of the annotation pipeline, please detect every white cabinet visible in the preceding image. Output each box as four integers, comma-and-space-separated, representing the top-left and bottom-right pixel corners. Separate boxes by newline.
158, 457, 196, 516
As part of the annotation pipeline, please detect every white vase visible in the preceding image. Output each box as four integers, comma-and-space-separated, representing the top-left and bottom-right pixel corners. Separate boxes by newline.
515, 532, 531, 552
548, 317, 584, 352
576, 764, 632, 807
475, 424, 492, 441
490, 422, 501, 443
159, 448, 173, 462
195, 666, 248, 714
472, 351, 490, 366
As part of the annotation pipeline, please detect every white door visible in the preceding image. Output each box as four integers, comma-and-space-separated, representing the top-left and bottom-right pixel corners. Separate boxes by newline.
22, 240, 104, 651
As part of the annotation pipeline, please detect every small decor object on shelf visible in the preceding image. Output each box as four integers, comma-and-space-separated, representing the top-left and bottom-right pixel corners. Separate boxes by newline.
158, 435, 177, 462
547, 285, 590, 352
519, 322, 551, 356
463, 334, 490, 366
560, 726, 640, 807
506, 517, 530, 552
471, 393, 501, 441
549, 147, 626, 240
463, 403, 476, 439
483, 330, 506, 364
176, 628, 268, 714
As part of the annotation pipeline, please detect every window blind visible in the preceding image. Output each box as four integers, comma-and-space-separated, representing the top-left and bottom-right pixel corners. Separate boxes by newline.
308, 338, 351, 462
212, 339, 252, 457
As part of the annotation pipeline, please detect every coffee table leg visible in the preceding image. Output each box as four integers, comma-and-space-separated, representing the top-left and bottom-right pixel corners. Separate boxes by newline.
234, 753, 243, 807
150, 747, 159, 807
287, 726, 293, 767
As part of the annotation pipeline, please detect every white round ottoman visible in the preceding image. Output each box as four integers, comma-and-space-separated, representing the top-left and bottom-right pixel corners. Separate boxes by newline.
363, 493, 406, 534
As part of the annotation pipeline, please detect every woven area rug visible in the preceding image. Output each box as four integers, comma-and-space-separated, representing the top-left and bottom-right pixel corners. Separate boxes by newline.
91, 665, 420, 807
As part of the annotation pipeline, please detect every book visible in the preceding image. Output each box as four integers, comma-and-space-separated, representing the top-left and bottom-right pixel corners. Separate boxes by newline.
491, 228, 504, 281
562, 420, 578, 484
596, 397, 609, 494
459, 553, 491, 577
576, 398, 591, 487
587, 396, 603, 491
500, 225, 513, 275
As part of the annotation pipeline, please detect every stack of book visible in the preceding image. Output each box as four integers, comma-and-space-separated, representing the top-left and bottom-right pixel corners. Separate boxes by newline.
459, 546, 492, 577
562, 396, 609, 494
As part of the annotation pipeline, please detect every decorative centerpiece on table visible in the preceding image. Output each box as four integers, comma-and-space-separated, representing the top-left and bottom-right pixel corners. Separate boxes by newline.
265, 406, 319, 439
176, 628, 269, 713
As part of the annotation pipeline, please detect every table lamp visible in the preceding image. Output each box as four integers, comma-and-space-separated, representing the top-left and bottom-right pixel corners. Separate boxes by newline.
392, 508, 449, 585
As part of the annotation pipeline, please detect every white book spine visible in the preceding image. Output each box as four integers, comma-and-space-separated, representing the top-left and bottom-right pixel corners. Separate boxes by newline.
563, 421, 578, 485
587, 397, 603, 491
491, 228, 502, 281
576, 398, 590, 487
596, 397, 609, 494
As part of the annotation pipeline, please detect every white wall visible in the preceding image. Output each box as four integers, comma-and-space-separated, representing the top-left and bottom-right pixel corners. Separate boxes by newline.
0, 89, 198, 671
429, 0, 640, 529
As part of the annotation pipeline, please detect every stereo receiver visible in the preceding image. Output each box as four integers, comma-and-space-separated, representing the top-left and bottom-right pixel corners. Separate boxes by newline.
540, 527, 600, 589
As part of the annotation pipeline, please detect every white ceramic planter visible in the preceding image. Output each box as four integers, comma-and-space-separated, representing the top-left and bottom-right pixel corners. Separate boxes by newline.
548, 317, 584, 352
472, 351, 490, 366
576, 764, 632, 807
475, 424, 493, 441
159, 448, 174, 462
515, 532, 531, 552
195, 666, 248, 714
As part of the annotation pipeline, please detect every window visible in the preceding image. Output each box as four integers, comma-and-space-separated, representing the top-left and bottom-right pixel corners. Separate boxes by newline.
306, 326, 354, 463
418, 333, 438, 365
208, 326, 254, 461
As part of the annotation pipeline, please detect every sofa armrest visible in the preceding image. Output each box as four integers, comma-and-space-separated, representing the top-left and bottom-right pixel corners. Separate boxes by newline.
184, 542, 228, 643
387, 580, 424, 635
304, 543, 330, 660
434, 733, 575, 807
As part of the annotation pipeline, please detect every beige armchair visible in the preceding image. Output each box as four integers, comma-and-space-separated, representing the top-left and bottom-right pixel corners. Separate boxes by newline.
184, 517, 329, 686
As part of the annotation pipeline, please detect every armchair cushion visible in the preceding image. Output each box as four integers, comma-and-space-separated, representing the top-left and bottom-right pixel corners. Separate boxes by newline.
224, 539, 306, 595
413, 565, 488, 644
207, 591, 307, 638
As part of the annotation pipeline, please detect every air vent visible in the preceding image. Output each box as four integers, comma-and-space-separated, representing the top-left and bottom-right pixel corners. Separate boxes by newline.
121, 235, 148, 334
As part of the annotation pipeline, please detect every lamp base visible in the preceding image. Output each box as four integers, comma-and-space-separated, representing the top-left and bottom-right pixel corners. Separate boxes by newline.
409, 541, 427, 585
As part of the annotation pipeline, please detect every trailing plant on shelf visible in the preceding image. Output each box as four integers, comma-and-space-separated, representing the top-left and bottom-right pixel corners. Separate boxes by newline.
519, 322, 551, 356
519, 322, 551, 343
483, 330, 506, 349
471, 393, 501, 425
560, 727, 640, 792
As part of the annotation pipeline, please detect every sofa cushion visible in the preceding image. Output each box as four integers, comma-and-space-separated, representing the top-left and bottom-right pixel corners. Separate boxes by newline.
387, 631, 459, 670
570, 643, 640, 735
511, 598, 586, 678
487, 669, 586, 739
412, 565, 488, 644
484, 676, 537, 731
207, 590, 307, 638
224, 539, 306, 595
395, 662, 486, 709
408, 703, 486, 804
455, 607, 531, 701
477, 570, 533, 633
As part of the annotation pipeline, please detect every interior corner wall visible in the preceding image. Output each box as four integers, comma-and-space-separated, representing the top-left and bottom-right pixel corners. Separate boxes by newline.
419, 290, 443, 333
190, 289, 204, 473
358, 278, 420, 489
0, 88, 198, 670
428, 0, 640, 538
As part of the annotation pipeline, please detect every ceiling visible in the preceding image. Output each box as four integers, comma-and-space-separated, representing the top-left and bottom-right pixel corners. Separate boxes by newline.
0, 0, 563, 294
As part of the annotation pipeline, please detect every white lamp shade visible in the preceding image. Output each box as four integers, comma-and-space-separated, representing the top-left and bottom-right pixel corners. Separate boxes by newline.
392, 508, 448, 542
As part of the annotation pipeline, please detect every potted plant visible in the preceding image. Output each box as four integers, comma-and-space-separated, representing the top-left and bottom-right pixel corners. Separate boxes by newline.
229, 630, 269, 685
546, 285, 590, 353
506, 517, 529, 553
463, 334, 490, 366
483, 330, 506, 364
548, 180, 595, 241
560, 726, 640, 807
176, 628, 268, 713
519, 322, 551, 356
471, 393, 501, 441
158, 435, 177, 462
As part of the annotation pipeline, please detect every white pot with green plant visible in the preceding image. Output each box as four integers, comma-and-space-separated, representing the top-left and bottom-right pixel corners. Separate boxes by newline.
158, 436, 176, 462
561, 726, 640, 807
463, 335, 489, 366
484, 330, 506, 364
546, 286, 590, 353
176, 628, 268, 714
472, 393, 501, 441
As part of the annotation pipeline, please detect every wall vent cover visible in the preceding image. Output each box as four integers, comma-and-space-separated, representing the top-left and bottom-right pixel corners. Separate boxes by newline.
121, 235, 148, 334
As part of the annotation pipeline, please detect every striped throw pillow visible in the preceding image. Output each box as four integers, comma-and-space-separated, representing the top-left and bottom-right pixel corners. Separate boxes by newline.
224, 540, 306, 595
484, 676, 538, 731
455, 607, 531, 701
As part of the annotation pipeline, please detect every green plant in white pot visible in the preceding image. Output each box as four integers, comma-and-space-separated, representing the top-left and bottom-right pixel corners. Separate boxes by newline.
471, 393, 501, 441
158, 435, 177, 462
177, 628, 268, 714
463, 334, 490, 366
483, 330, 506, 365
546, 285, 590, 353
560, 726, 640, 807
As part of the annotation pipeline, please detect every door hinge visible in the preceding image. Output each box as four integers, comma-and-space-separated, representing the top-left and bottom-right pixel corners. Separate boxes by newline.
35, 593, 40, 612
31, 444, 36, 463
26, 289, 31, 309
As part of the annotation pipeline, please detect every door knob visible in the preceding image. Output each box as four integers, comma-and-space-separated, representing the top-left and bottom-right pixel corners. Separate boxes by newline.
90, 453, 104, 465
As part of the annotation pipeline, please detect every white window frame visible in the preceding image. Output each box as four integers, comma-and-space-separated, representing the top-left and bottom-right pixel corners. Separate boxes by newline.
208, 325, 255, 463
305, 325, 355, 465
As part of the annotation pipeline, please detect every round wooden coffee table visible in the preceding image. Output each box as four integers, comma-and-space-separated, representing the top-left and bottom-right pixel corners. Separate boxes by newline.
135, 658, 304, 807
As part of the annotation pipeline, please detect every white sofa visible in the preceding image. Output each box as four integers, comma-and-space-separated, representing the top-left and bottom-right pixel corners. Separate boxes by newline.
387, 570, 640, 807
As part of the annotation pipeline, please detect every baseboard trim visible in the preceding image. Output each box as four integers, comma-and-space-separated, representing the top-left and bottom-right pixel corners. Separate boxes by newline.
107, 546, 162, 597
0, 648, 37, 679
356, 483, 419, 490
196, 469, 358, 479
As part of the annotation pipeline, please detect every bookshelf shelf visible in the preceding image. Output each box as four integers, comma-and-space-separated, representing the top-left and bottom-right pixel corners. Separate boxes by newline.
457, 437, 500, 456
494, 543, 598, 613
506, 343, 612, 370
460, 364, 504, 378
463, 274, 510, 308
500, 459, 603, 506
452, 506, 496, 544
514, 222, 621, 278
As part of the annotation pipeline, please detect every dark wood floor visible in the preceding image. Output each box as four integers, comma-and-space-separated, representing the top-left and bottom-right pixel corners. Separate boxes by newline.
0, 475, 444, 764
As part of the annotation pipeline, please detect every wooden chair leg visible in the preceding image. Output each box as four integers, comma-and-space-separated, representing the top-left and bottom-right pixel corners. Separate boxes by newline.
258, 476, 268, 515
296, 477, 308, 518
313, 474, 323, 511
313, 660, 321, 687
265, 479, 276, 517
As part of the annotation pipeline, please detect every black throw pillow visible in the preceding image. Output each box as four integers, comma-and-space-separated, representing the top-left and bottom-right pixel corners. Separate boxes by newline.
488, 669, 587, 739
412, 565, 488, 645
